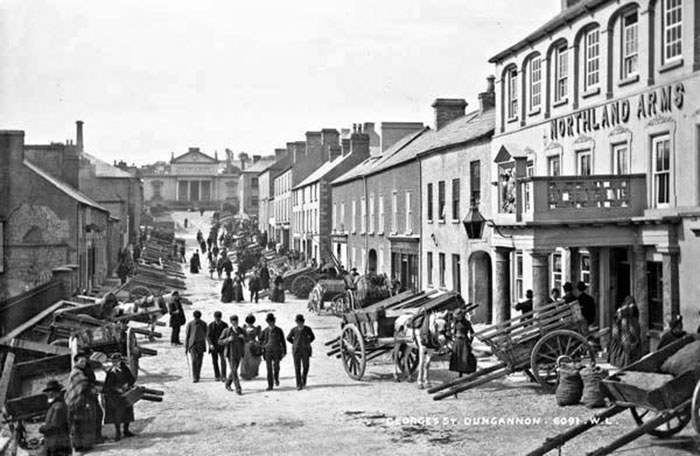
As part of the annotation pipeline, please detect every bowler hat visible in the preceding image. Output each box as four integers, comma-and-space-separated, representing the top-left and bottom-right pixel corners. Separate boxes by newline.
42, 379, 64, 393
576, 281, 588, 291
110, 352, 123, 361
295, 314, 305, 323
266, 313, 276, 323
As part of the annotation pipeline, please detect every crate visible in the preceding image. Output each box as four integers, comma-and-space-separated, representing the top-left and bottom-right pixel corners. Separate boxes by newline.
122, 386, 145, 407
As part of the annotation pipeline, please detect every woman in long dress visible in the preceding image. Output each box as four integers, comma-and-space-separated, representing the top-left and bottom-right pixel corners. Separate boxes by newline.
240, 314, 262, 380
189, 250, 201, 274
449, 309, 477, 377
608, 296, 642, 367
221, 273, 234, 303
232, 276, 245, 303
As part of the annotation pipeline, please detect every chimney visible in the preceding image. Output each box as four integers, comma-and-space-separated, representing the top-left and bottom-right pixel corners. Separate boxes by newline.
76, 120, 84, 152
253, 155, 261, 163
561, 0, 582, 10
329, 145, 342, 161
63, 142, 80, 189
321, 128, 340, 161
0, 130, 25, 219
478, 75, 496, 113
340, 128, 351, 139
293, 141, 306, 164
362, 122, 380, 155
274, 148, 287, 162
239, 152, 249, 171
341, 138, 351, 156
305, 131, 322, 161
349, 128, 370, 159
432, 99, 467, 130
380, 122, 424, 152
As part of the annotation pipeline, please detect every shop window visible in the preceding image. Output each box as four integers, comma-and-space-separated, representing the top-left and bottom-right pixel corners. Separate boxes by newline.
551, 252, 563, 293
530, 56, 542, 111
622, 11, 639, 79
647, 261, 664, 330
663, 0, 683, 63
580, 253, 591, 286
584, 28, 600, 91
652, 135, 671, 207
577, 149, 592, 176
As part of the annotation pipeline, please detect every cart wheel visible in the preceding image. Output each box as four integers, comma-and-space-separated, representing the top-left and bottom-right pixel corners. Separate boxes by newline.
341, 324, 366, 380
692, 380, 700, 434
129, 286, 152, 300
398, 345, 419, 377
330, 293, 346, 315
530, 329, 595, 393
126, 327, 140, 381
631, 406, 691, 438
346, 290, 357, 311
292, 275, 316, 299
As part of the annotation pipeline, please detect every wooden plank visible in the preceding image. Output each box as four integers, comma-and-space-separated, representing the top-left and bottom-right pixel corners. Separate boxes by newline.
355, 290, 418, 314
0, 339, 71, 356
0, 300, 69, 345
0, 351, 16, 405
475, 301, 576, 340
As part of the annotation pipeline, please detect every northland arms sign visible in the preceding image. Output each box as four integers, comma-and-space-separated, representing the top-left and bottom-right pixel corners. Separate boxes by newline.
550, 82, 685, 140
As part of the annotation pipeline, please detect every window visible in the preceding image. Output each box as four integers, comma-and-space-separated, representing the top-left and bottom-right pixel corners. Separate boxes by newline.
351, 200, 357, 232
577, 149, 592, 176
584, 29, 600, 90
251, 177, 259, 189
361, 197, 366, 233
580, 253, 591, 286
664, 0, 682, 63
438, 181, 446, 221
470, 161, 481, 206
352, 247, 357, 268
653, 135, 671, 206
554, 45, 569, 102
647, 261, 664, 330
622, 12, 639, 78
405, 192, 413, 233
439, 253, 446, 287
613, 143, 629, 174
391, 191, 398, 233
427, 252, 434, 286
379, 196, 385, 233
515, 251, 524, 300
332, 203, 337, 231
548, 155, 561, 176
340, 202, 345, 231
451, 179, 460, 220
530, 56, 542, 111
452, 254, 461, 294
551, 252, 563, 293
369, 194, 375, 233
507, 67, 518, 119
427, 183, 434, 221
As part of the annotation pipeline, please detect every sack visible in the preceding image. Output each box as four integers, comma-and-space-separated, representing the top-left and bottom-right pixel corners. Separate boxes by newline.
555, 357, 583, 406
581, 364, 609, 408
661, 340, 700, 376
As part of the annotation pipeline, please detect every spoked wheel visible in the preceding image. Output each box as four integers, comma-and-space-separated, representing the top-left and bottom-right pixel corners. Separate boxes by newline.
129, 286, 152, 300
340, 324, 366, 380
126, 327, 141, 381
530, 329, 595, 393
692, 381, 700, 434
631, 406, 691, 438
292, 275, 316, 299
398, 345, 419, 378
330, 293, 347, 315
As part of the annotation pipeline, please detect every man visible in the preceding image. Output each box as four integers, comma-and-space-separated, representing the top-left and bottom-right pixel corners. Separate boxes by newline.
562, 282, 576, 304
260, 313, 286, 390
39, 380, 70, 456
65, 353, 103, 453
575, 281, 596, 326
286, 314, 315, 390
207, 311, 228, 381
222, 255, 234, 277
168, 291, 186, 346
103, 353, 136, 441
259, 263, 270, 291
185, 310, 208, 382
548, 288, 561, 304
515, 290, 534, 317
219, 315, 245, 394
249, 273, 261, 304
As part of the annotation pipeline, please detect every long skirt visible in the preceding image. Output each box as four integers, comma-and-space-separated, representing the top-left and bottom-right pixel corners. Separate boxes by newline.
240, 342, 262, 380
449, 337, 477, 374
103, 394, 134, 424
69, 406, 96, 450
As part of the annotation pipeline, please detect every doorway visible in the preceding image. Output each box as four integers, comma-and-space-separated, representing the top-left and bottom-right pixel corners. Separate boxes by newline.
468, 251, 492, 324
368, 249, 377, 273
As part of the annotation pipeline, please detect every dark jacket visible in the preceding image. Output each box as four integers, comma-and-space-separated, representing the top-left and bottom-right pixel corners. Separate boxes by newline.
168, 297, 186, 327
207, 320, 228, 350
219, 326, 246, 361
286, 325, 315, 357
577, 292, 596, 325
260, 326, 287, 360
39, 396, 70, 449
222, 258, 233, 274
103, 361, 135, 424
259, 267, 270, 289
185, 319, 208, 354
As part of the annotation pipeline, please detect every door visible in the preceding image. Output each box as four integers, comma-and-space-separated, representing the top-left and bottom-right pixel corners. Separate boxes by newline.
611, 248, 631, 308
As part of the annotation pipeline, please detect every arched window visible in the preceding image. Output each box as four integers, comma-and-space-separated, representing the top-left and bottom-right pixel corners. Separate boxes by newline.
523, 52, 542, 114
502, 64, 519, 121
547, 39, 570, 105
582, 26, 601, 92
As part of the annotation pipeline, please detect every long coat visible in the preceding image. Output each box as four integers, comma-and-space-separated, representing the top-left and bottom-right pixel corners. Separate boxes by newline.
185, 319, 208, 354
260, 326, 287, 361
39, 396, 70, 450
65, 365, 98, 450
449, 319, 477, 374
103, 361, 135, 424
168, 297, 186, 327
219, 326, 246, 362
190, 253, 201, 273
286, 325, 315, 357
221, 278, 234, 303
259, 267, 270, 289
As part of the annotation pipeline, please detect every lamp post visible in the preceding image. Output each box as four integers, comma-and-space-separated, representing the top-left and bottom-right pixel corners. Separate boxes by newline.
462, 206, 486, 239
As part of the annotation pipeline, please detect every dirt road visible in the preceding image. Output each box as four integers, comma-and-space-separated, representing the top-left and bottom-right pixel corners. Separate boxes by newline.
88, 212, 699, 456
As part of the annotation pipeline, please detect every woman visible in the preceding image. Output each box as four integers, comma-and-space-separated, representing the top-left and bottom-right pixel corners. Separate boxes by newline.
271, 275, 285, 303
449, 309, 477, 377
221, 272, 234, 303
608, 296, 642, 367
102, 353, 135, 441
189, 250, 201, 274
232, 275, 245, 303
240, 314, 262, 380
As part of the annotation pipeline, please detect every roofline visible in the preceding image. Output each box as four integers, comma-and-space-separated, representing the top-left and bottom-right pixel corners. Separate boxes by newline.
416, 129, 494, 161
172, 149, 218, 163
488, 0, 609, 63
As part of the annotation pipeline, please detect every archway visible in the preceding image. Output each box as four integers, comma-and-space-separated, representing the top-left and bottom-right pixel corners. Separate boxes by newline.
468, 251, 493, 324
368, 249, 377, 273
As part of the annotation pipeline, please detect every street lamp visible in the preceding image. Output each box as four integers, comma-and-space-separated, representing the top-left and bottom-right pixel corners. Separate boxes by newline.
462, 206, 486, 239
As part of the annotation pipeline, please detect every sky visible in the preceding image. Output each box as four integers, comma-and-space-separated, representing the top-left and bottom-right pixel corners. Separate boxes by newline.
0, 0, 560, 165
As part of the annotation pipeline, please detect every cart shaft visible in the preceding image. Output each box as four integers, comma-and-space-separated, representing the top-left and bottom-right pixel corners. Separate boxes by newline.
428, 362, 507, 394
432, 367, 509, 400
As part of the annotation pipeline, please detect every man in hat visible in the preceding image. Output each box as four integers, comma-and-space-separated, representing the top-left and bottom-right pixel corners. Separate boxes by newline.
103, 353, 136, 441
219, 315, 245, 394
168, 291, 186, 346
185, 310, 208, 382
260, 313, 286, 390
40, 380, 70, 456
207, 311, 228, 381
575, 281, 596, 326
286, 314, 315, 390
562, 282, 576, 304
65, 352, 103, 452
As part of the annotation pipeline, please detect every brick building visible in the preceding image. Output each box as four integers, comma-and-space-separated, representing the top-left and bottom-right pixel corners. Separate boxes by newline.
488, 0, 700, 347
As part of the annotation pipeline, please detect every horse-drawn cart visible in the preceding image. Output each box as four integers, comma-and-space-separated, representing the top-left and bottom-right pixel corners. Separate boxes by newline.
429, 299, 599, 400
526, 334, 700, 456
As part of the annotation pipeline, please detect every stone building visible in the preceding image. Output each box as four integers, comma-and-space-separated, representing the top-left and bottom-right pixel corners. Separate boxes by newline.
258, 148, 289, 245
418, 80, 496, 323
291, 127, 370, 263
1, 130, 112, 298
488, 0, 700, 347
237, 153, 276, 218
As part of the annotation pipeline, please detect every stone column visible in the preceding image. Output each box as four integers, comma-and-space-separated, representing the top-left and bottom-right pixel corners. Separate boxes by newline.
530, 249, 551, 310
633, 244, 649, 351
494, 247, 512, 323
588, 247, 600, 325
660, 246, 680, 327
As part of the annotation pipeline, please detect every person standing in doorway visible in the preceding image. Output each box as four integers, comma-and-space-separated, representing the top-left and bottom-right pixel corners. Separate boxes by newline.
207, 311, 228, 382
185, 310, 207, 382
219, 315, 245, 394
260, 313, 286, 390
286, 314, 315, 390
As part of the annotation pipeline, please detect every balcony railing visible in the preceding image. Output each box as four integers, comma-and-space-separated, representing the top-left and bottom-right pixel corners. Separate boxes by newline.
518, 174, 647, 223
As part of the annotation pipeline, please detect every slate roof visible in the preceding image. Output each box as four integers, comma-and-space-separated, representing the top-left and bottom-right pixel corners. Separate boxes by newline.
293, 152, 354, 190
24, 160, 109, 212
83, 153, 133, 178
241, 158, 276, 174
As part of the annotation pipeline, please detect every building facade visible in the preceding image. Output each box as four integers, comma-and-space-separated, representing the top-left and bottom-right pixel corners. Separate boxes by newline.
489, 0, 700, 347
258, 148, 289, 244
237, 154, 275, 218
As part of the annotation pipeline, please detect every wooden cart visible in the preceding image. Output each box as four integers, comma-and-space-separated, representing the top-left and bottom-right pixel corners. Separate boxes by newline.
308, 278, 348, 314
331, 291, 465, 381
429, 299, 598, 400
526, 334, 700, 456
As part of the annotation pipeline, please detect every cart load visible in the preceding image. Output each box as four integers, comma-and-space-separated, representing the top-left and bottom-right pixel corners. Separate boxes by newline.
308, 278, 348, 314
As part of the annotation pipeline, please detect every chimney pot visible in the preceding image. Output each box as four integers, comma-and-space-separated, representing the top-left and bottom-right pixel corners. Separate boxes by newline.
478, 76, 496, 113
432, 98, 467, 130
76, 120, 84, 151
341, 138, 351, 157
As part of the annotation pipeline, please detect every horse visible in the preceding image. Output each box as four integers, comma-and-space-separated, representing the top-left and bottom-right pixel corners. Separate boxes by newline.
392, 309, 452, 389
112, 294, 170, 339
